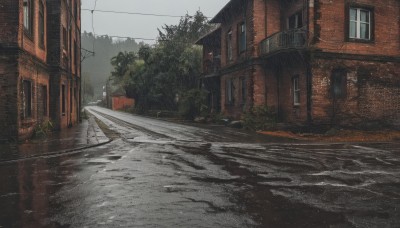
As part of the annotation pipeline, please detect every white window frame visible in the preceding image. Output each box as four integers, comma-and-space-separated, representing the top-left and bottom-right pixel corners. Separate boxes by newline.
349, 7, 371, 40
293, 76, 300, 106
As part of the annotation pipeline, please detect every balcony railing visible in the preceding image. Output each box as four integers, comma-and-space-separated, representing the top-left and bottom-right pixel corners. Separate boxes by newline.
203, 57, 221, 76
260, 29, 307, 56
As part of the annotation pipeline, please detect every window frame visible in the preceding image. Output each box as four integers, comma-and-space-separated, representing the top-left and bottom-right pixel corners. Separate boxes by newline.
287, 11, 303, 30
225, 78, 234, 105
240, 77, 246, 104
293, 76, 300, 106
42, 85, 48, 116
23, 0, 34, 38
238, 22, 246, 54
22, 80, 32, 119
226, 30, 233, 62
39, 0, 45, 49
331, 69, 348, 99
62, 27, 67, 51
346, 4, 374, 43
62, 84, 66, 116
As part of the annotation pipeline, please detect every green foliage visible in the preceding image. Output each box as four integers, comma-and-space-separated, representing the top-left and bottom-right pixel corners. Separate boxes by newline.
33, 120, 54, 138
242, 106, 277, 131
179, 89, 208, 120
110, 10, 214, 114
81, 33, 141, 98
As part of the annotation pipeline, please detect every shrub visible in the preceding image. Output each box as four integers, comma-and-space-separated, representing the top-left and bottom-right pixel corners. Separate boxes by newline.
178, 89, 208, 120
33, 120, 54, 138
242, 105, 277, 131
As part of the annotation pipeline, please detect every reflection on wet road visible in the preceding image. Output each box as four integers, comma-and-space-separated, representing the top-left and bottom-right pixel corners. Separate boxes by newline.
0, 106, 399, 227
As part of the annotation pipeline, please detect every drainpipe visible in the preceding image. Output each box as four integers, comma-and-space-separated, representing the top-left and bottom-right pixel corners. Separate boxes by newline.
67, 0, 73, 128
306, 0, 313, 124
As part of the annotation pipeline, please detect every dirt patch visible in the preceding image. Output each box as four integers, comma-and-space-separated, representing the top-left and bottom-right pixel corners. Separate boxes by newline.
260, 130, 400, 142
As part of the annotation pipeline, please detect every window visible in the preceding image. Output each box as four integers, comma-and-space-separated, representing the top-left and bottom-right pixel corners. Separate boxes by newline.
288, 11, 303, 29
22, 80, 32, 119
227, 30, 233, 62
331, 69, 347, 99
23, 0, 33, 36
70, 86, 73, 113
240, 77, 246, 104
74, 40, 77, 69
42, 85, 47, 116
349, 7, 372, 40
63, 27, 68, 50
62, 84, 66, 115
39, 1, 45, 48
74, 0, 78, 20
293, 76, 300, 106
226, 78, 234, 104
238, 22, 246, 53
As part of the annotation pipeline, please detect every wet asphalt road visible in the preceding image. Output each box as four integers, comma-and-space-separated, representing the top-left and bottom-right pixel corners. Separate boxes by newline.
1, 106, 400, 228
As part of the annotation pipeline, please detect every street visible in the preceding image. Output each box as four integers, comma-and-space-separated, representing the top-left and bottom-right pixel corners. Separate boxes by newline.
1, 106, 399, 228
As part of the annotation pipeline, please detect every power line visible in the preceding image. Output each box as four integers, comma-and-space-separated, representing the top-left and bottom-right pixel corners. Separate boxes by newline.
93, 34, 156, 41
82, 8, 211, 19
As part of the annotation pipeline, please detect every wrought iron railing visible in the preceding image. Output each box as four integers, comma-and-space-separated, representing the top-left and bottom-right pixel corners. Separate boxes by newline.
260, 29, 307, 56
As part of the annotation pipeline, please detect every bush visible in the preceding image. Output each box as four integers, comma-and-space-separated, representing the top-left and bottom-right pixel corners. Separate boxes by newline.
33, 120, 54, 138
178, 89, 208, 120
242, 105, 277, 131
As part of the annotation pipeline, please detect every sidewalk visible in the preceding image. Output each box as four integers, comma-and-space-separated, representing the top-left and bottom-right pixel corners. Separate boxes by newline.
0, 116, 110, 163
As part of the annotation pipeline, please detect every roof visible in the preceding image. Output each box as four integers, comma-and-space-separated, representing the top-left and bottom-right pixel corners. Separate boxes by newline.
195, 26, 221, 45
209, 0, 241, 23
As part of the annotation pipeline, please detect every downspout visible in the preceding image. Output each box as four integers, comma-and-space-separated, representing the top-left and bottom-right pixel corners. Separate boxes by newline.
264, 0, 268, 104
67, 0, 73, 128
306, 0, 313, 124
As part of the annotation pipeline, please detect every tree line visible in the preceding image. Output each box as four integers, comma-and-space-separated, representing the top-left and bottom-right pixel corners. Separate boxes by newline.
109, 11, 214, 118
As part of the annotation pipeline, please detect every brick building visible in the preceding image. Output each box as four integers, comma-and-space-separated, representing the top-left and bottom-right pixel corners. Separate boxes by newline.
0, 0, 81, 141
198, 0, 400, 127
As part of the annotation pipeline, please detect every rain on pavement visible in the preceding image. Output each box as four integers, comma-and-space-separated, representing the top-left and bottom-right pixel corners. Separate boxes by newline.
0, 106, 399, 228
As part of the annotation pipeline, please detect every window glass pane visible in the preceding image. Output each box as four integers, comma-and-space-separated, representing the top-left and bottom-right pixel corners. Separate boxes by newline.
350, 8, 357, 21
360, 10, 369, 23
350, 22, 357, 38
360, 23, 369, 39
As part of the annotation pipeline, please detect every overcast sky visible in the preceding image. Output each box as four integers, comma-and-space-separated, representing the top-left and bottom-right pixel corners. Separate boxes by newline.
82, 0, 230, 44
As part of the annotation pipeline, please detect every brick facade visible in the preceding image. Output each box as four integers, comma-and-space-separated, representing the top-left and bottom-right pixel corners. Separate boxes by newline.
0, 0, 81, 141
199, 0, 400, 127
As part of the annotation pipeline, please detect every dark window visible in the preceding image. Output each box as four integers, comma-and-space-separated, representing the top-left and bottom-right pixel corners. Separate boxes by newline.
39, 1, 45, 48
238, 22, 246, 53
288, 11, 303, 29
331, 69, 347, 99
293, 76, 300, 105
349, 7, 372, 40
63, 27, 68, 50
23, 0, 33, 36
62, 85, 66, 115
22, 80, 32, 119
227, 30, 233, 62
74, 40, 78, 71
226, 78, 234, 104
42, 85, 47, 116
240, 77, 246, 104
70, 86, 73, 113
74, 0, 78, 20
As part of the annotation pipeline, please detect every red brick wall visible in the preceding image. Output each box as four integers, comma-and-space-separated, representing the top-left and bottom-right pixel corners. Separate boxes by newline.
220, 66, 253, 118
313, 0, 400, 56
112, 96, 135, 111
220, 0, 254, 67
0, 50, 19, 141
311, 58, 400, 125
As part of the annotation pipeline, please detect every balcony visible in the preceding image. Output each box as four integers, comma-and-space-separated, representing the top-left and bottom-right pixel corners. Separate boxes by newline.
260, 29, 307, 56
202, 57, 221, 77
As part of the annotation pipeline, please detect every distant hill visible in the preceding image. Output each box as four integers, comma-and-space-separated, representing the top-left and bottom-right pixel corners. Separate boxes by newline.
81, 32, 142, 100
